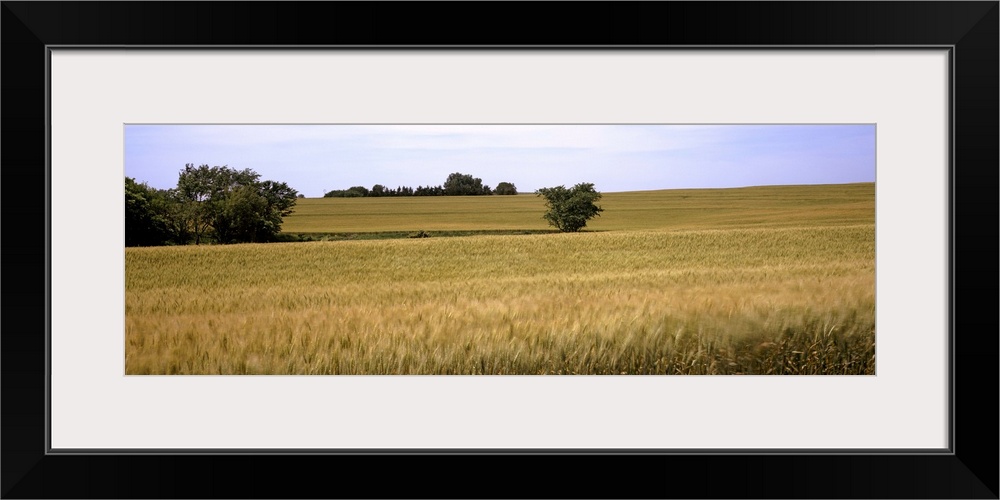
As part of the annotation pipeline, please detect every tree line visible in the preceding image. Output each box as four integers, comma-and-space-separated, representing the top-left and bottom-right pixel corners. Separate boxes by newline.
126, 164, 298, 246
325, 175, 605, 233
127, 165, 605, 246
325, 172, 518, 198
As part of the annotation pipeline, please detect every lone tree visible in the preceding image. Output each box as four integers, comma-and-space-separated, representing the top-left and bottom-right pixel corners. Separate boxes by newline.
494, 182, 518, 195
535, 183, 604, 232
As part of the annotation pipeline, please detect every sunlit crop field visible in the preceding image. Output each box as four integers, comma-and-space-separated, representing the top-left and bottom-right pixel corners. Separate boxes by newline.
125, 183, 875, 375
281, 183, 875, 233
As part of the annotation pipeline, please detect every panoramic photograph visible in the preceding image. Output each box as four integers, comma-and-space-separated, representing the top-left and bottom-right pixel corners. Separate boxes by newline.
124, 124, 875, 375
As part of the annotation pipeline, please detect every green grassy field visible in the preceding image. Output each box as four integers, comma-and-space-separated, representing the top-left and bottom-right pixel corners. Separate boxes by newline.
125, 183, 875, 375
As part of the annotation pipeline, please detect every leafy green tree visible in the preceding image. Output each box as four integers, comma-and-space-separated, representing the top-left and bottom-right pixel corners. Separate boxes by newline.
324, 186, 368, 198
175, 164, 298, 244
443, 172, 491, 196
214, 184, 268, 243
256, 179, 298, 239
535, 183, 604, 232
125, 177, 176, 246
175, 164, 220, 244
159, 188, 194, 243
175, 164, 260, 243
495, 182, 518, 195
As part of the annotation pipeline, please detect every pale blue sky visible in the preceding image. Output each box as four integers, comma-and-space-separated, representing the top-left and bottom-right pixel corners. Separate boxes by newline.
125, 124, 875, 197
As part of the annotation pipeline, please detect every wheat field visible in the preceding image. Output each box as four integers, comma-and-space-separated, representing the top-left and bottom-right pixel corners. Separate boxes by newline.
125, 183, 875, 375
282, 183, 875, 233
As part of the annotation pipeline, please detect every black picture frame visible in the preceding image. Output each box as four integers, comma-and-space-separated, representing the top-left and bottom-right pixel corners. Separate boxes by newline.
3, 2, 996, 498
